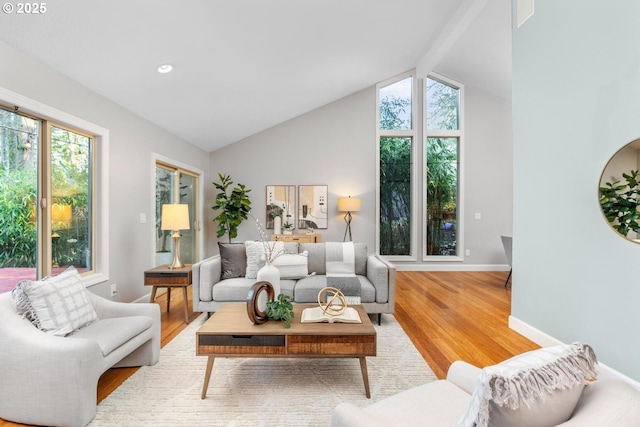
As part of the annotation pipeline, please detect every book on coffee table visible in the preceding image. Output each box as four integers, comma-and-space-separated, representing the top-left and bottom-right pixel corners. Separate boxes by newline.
301, 306, 362, 324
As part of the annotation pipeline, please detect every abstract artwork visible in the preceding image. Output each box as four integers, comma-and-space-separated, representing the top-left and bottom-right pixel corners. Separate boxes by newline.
266, 185, 296, 229
297, 185, 328, 229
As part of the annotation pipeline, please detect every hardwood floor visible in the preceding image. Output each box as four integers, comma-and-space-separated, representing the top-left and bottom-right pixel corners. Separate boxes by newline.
0, 271, 538, 426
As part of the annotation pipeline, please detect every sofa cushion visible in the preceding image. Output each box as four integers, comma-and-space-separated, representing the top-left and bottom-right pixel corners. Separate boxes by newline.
300, 243, 367, 276
294, 275, 376, 303
245, 240, 285, 279
69, 315, 152, 356
11, 266, 98, 336
212, 277, 257, 302
458, 343, 598, 427
218, 242, 247, 279
273, 252, 308, 279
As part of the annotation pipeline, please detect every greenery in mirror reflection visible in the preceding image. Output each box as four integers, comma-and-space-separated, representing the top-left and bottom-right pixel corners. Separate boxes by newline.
599, 170, 640, 237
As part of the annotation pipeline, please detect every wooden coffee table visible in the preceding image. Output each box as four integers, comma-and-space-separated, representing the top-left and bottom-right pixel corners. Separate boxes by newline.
196, 304, 377, 399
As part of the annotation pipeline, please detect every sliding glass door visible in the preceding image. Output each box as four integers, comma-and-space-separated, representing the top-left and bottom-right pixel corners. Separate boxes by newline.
155, 162, 199, 266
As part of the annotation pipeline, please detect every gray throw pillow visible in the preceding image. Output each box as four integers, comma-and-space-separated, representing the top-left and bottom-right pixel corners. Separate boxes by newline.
218, 242, 247, 279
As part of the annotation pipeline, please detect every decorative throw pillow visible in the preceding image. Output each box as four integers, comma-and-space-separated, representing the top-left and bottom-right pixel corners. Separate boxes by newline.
272, 251, 309, 279
245, 240, 285, 279
457, 343, 597, 427
11, 266, 98, 336
218, 242, 247, 279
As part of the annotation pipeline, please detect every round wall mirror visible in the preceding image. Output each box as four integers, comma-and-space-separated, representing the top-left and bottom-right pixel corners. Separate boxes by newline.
599, 138, 640, 242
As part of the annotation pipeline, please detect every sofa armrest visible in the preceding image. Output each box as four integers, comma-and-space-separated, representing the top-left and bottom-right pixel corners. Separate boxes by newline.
367, 254, 396, 307
331, 402, 388, 427
192, 255, 222, 309
446, 360, 481, 394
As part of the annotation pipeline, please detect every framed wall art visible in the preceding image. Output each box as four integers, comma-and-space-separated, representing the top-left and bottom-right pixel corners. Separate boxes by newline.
297, 185, 328, 229
266, 185, 296, 229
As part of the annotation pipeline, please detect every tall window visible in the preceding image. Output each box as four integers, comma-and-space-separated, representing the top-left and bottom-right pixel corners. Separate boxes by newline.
378, 74, 414, 256
377, 72, 463, 260
0, 107, 95, 283
425, 77, 460, 257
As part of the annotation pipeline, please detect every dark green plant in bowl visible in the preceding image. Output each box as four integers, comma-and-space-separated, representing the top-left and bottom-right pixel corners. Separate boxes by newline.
266, 294, 294, 328
599, 169, 640, 236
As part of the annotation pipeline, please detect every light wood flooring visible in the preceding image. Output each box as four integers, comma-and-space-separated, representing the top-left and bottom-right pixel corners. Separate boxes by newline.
0, 270, 538, 427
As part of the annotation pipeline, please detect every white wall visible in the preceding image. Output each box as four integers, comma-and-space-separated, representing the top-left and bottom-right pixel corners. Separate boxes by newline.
512, 0, 640, 381
207, 81, 514, 270
0, 40, 210, 302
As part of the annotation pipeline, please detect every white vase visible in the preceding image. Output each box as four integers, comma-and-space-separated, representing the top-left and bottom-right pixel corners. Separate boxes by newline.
256, 262, 281, 311
274, 216, 282, 235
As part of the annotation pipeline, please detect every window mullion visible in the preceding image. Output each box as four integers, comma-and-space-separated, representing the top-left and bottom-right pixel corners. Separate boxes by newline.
39, 121, 52, 277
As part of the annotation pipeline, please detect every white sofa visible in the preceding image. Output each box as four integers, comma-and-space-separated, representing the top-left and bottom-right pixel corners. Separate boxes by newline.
192, 242, 396, 321
0, 290, 160, 427
331, 360, 640, 427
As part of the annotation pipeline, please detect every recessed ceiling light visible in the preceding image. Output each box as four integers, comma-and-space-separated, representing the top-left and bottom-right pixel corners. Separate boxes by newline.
157, 64, 173, 74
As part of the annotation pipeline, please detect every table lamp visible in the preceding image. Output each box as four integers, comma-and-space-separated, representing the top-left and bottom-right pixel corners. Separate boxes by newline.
161, 203, 190, 269
337, 196, 361, 242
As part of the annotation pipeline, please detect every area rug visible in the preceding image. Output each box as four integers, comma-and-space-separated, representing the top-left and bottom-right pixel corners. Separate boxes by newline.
89, 313, 436, 427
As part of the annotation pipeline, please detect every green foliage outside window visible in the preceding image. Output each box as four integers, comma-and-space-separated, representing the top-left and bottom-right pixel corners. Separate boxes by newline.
0, 110, 91, 270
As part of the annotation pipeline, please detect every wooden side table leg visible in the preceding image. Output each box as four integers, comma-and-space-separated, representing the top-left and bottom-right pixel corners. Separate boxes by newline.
359, 357, 371, 399
166, 287, 171, 312
149, 286, 158, 304
201, 356, 215, 399
182, 286, 189, 323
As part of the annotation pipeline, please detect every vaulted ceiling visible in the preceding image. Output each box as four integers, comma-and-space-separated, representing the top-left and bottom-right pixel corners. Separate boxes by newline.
0, 0, 511, 152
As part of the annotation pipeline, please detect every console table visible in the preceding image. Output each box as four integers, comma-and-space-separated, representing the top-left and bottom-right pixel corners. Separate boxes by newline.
144, 264, 192, 323
271, 233, 321, 243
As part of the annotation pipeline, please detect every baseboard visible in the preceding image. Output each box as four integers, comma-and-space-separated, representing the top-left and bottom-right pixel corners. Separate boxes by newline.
394, 263, 509, 272
509, 315, 640, 390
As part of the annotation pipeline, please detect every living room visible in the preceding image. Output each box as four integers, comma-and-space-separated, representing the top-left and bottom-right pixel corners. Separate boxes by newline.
1, 0, 640, 426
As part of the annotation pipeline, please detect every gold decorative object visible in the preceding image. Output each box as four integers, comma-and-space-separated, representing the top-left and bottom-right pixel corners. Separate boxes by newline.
247, 281, 275, 324
317, 287, 347, 316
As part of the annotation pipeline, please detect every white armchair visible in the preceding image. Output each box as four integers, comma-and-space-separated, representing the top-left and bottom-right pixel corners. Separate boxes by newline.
332, 360, 640, 427
0, 290, 160, 427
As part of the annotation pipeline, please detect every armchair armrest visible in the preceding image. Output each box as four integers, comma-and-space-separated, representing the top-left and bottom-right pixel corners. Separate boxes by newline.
0, 301, 104, 425
331, 402, 388, 427
87, 291, 159, 321
446, 360, 481, 394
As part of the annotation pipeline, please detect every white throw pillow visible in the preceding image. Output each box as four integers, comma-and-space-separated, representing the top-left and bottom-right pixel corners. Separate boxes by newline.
457, 343, 597, 427
272, 251, 309, 279
11, 266, 98, 336
245, 240, 285, 279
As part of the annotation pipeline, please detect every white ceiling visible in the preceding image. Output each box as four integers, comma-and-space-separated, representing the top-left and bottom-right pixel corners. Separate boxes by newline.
0, 0, 511, 152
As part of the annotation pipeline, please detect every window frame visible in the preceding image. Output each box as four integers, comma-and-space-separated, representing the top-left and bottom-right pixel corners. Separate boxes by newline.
422, 72, 464, 262
375, 71, 465, 263
375, 69, 419, 261
0, 86, 110, 287
151, 153, 204, 267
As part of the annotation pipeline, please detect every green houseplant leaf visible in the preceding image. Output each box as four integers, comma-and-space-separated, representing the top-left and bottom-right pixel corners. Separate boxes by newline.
266, 294, 294, 328
211, 173, 252, 242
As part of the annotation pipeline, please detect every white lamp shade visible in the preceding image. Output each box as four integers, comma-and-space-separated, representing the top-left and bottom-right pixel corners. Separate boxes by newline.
338, 197, 361, 212
161, 204, 190, 230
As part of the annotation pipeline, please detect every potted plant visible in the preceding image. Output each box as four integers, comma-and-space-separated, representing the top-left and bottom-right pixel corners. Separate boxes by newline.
282, 221, 294, 234
211, 173, 252, 242
266, 294, 294, 328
